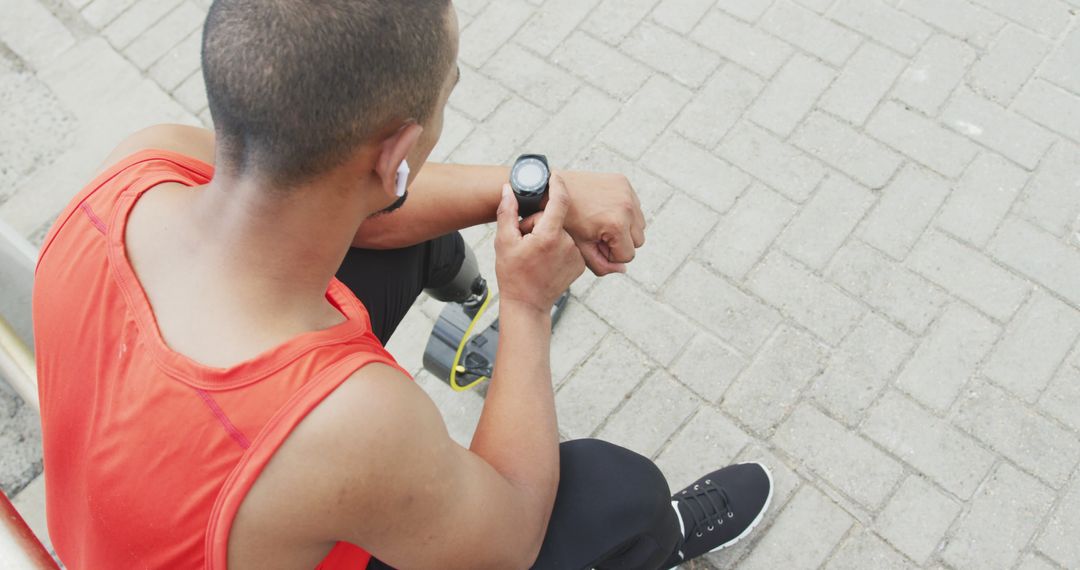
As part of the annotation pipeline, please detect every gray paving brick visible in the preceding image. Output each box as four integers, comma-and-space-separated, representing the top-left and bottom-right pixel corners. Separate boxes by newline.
793, 0, 836, 12
748, 54, 835, 137
548, 303, 610, 387
599, 74, 692, 158
894, 35, 976, 115
428, 106, 472, 163
513, 0, 598, 56
760, 0, 860, 66
818, 43, 907, 126
581, 0, 657, 44
663, 261, 782, 354
875, 476, 962, 564
597, 370, 701, 458
956, 379, 1080, 488
652, 0, 716, 33
1037, 475, 1080, 568
699, 184, 798, 281
1039, 26, 1080, 95
457, 0, 533, 66
714, 0, 776, 23
480, 43, 580, 113
748, 252, 866, 345
655, 406, 752, 490
828, 241, 949, 334
551, 32, 652, 99
146, 28, 201, 92
1039, 365, 1080, 433
737, 486, 853, 570
826, 528, 916, 570
585, 274, 696, 366
642, 132, 751, 213
774, 404, 904, 508
942, 463, 1056, 569
691, 8, 794, 77
969, 0, 1071, 38
102, 0, 181, 49
669, 333, 747, 403
989, 217, 1080, 308
628, 192, 718, 291
984, 290, 1080, 403
859, 164, 950, 260
122, 0, 203, 70
831, 0, 933, 56
899, 0, 1005, 48
619, 21, 721, 88
1013, 141, 1080, 237
942, 87, 1056, 170
792, 111, 903, 189
527, 85, 620, 166
907, 230, 1029, 321
863, 391, 997, 498
1014, 79, 1080, 144
448, 66, 509, 121
450, 96, 547, 164
673, 63, 764, 149
778, 175, 875, 270
971, 25, 1053, 104
0, 0, 75, 68
895, 303, 1000, 412
718, 122, 828, 203
81, 0, 138, 29
555, 333, 653, 438
868, 102, 978, 178
173, 68, 207, 113
937, 153, 1029, 247
1017, 554, 1061, 570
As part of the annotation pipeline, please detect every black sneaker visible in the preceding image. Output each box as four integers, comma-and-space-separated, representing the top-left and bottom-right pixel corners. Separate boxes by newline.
662, 463, 774, 568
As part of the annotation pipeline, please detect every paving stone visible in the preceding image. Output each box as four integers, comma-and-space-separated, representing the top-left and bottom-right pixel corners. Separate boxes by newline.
825, 527, 916, 570
956, 380, 1080, 488
1014, 79, 1080, 145
907, 230, 1029, 321
122, 0, 203, 70
669, 334, 747, 403
777, 175, 875, 270
480, 43, 580, 113
585, 274, 696, 366
597, 370, 701, 458
774, 404, 904, 508
736, 486, 853, 570
457, 0, 533, 66
1017, 554, 1061, 570
580, 0, 657, 44
571, 145, 675, 220
673, 64, 764, 149
868, 101, 978, 178
748, 54, 835, 138
652, 0, 716, 33
792, 111, 903, 189
984, 291, 1080, 403
895, 303, 999, 412
713, 0, 775, 23
748, 253, 866, 345
899, 0, 1006, 48
942, 463, 1056, 569
859, 165, 949, 260
599, 74, 692, 158
81, 0, 138, 29
628, 193, 717, 291
968, 0, 1071, 38
894, 35, 977, 115
513, 0, 599, 57
0, 0, 76, 68
655, 406, 752, 490
691, 8, 794, 77
759, 0, 861, 66
812, 313, 914, 425
1039, 26, 1080, 95
863, 391, 997, 498
146, 27, 202, 92
699, 184, 797, 281
970, 25, 1053, 104
828, 241, 949, 334
942, 87, 1056, 170
721, 326, 828, 434
548, 303, 610, 388
875, 476, 962, 564
551, 32, 652, 100
0, 388, 42, 496
1013, 141, 1080, 237
1037, 475, 1080, 568
989, 217, 1080, 309
642, 132, 751, 213
173, 68, 207, 113
663, 261, 782, 354
818, 42, 907, 126
831, 0, 933, 56
102, 0, 181, 49
448, 66, 510, 121
936, 153, 1029, 247
526, 85, 620, 166
428, 106, 472, 163
450, 96, 547, 164
619, 21, 721, 88
717, 122, 828, 203
555, 333, 653, 438
1039, 365, 1080, 433
793, 0, 836, 12
0, 70, 76, 202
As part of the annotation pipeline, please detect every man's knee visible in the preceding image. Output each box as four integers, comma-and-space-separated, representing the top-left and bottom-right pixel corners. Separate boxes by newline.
559, 439, 672, 525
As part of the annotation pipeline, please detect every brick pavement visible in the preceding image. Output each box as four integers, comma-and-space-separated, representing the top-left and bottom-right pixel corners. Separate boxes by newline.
2, 0, 1080, 567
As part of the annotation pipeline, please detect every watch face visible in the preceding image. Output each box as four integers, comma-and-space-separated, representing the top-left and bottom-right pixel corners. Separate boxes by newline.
511, 157, 549, 196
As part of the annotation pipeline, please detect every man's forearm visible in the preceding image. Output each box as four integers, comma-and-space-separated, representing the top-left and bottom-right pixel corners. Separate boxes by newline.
352, 162, 511, 249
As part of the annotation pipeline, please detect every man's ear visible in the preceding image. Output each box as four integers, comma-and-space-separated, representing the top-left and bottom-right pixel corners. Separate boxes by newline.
375, 122, 424, 200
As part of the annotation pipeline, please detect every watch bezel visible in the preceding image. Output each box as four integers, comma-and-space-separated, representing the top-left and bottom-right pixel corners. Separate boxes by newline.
510, 155, 550, 197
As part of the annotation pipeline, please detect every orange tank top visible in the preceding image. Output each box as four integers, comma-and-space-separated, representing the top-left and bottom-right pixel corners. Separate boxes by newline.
33, 149, 404, 569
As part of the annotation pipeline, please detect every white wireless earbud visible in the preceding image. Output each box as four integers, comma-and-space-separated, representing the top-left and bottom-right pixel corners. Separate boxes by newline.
394, 160, 410, 197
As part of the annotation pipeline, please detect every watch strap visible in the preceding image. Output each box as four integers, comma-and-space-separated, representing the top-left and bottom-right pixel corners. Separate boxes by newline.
513, 154, 549, 218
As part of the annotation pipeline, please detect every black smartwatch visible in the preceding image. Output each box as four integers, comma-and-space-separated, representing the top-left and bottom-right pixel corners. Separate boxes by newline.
510, 154, 550, 218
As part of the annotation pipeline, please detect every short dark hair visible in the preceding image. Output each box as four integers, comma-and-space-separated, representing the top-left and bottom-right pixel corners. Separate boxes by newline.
202, 0, 453, 185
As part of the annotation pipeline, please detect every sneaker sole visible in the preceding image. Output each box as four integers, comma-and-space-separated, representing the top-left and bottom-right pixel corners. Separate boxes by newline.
707, 462, 774, 555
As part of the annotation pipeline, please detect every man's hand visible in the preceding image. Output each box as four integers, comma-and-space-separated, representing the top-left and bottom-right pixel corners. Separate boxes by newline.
520, 171, 646, 276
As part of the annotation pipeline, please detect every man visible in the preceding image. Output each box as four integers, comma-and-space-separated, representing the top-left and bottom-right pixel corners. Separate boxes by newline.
33, 1, 772, 568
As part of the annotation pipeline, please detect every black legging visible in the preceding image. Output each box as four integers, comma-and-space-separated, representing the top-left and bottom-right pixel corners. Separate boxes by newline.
336, 234, 682, 570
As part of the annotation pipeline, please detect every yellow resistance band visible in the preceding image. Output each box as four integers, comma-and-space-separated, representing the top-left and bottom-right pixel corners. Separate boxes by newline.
449, 292, 493, 392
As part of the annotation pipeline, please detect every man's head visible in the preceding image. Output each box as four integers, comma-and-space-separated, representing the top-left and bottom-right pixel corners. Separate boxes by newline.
202, 0, 458, 204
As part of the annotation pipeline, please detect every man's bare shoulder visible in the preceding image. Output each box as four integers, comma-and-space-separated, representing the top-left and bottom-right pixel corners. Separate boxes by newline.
97, 124, 215, 175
